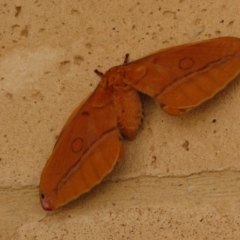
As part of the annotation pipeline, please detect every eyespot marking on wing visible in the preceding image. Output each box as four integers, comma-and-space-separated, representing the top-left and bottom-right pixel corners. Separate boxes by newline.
179, 58, 194, 69
72, 138, 84, 153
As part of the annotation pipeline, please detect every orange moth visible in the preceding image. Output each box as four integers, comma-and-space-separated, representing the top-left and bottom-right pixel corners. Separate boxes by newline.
40, 37, 240, 210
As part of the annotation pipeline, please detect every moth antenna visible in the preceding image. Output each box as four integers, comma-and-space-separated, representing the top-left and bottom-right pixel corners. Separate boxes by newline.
123, 53, 129, 65
94, 69, 104, 77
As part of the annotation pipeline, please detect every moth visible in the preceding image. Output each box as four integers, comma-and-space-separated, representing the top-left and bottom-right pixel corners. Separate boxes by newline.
40, 37, 240, 210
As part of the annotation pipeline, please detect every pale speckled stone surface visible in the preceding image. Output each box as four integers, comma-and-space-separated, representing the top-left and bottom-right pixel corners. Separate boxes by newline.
1, 0, 240, 239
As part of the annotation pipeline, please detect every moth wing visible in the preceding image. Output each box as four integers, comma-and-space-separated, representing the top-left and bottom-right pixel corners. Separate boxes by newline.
123, 37, 240, 115
40, 84, 124, 210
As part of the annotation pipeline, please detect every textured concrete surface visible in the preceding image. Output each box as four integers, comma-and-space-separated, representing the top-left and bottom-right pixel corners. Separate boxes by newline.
1, 0, 240, 239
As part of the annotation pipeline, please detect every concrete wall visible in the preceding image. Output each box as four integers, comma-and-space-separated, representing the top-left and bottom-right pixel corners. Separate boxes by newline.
1, 0, 240, 239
